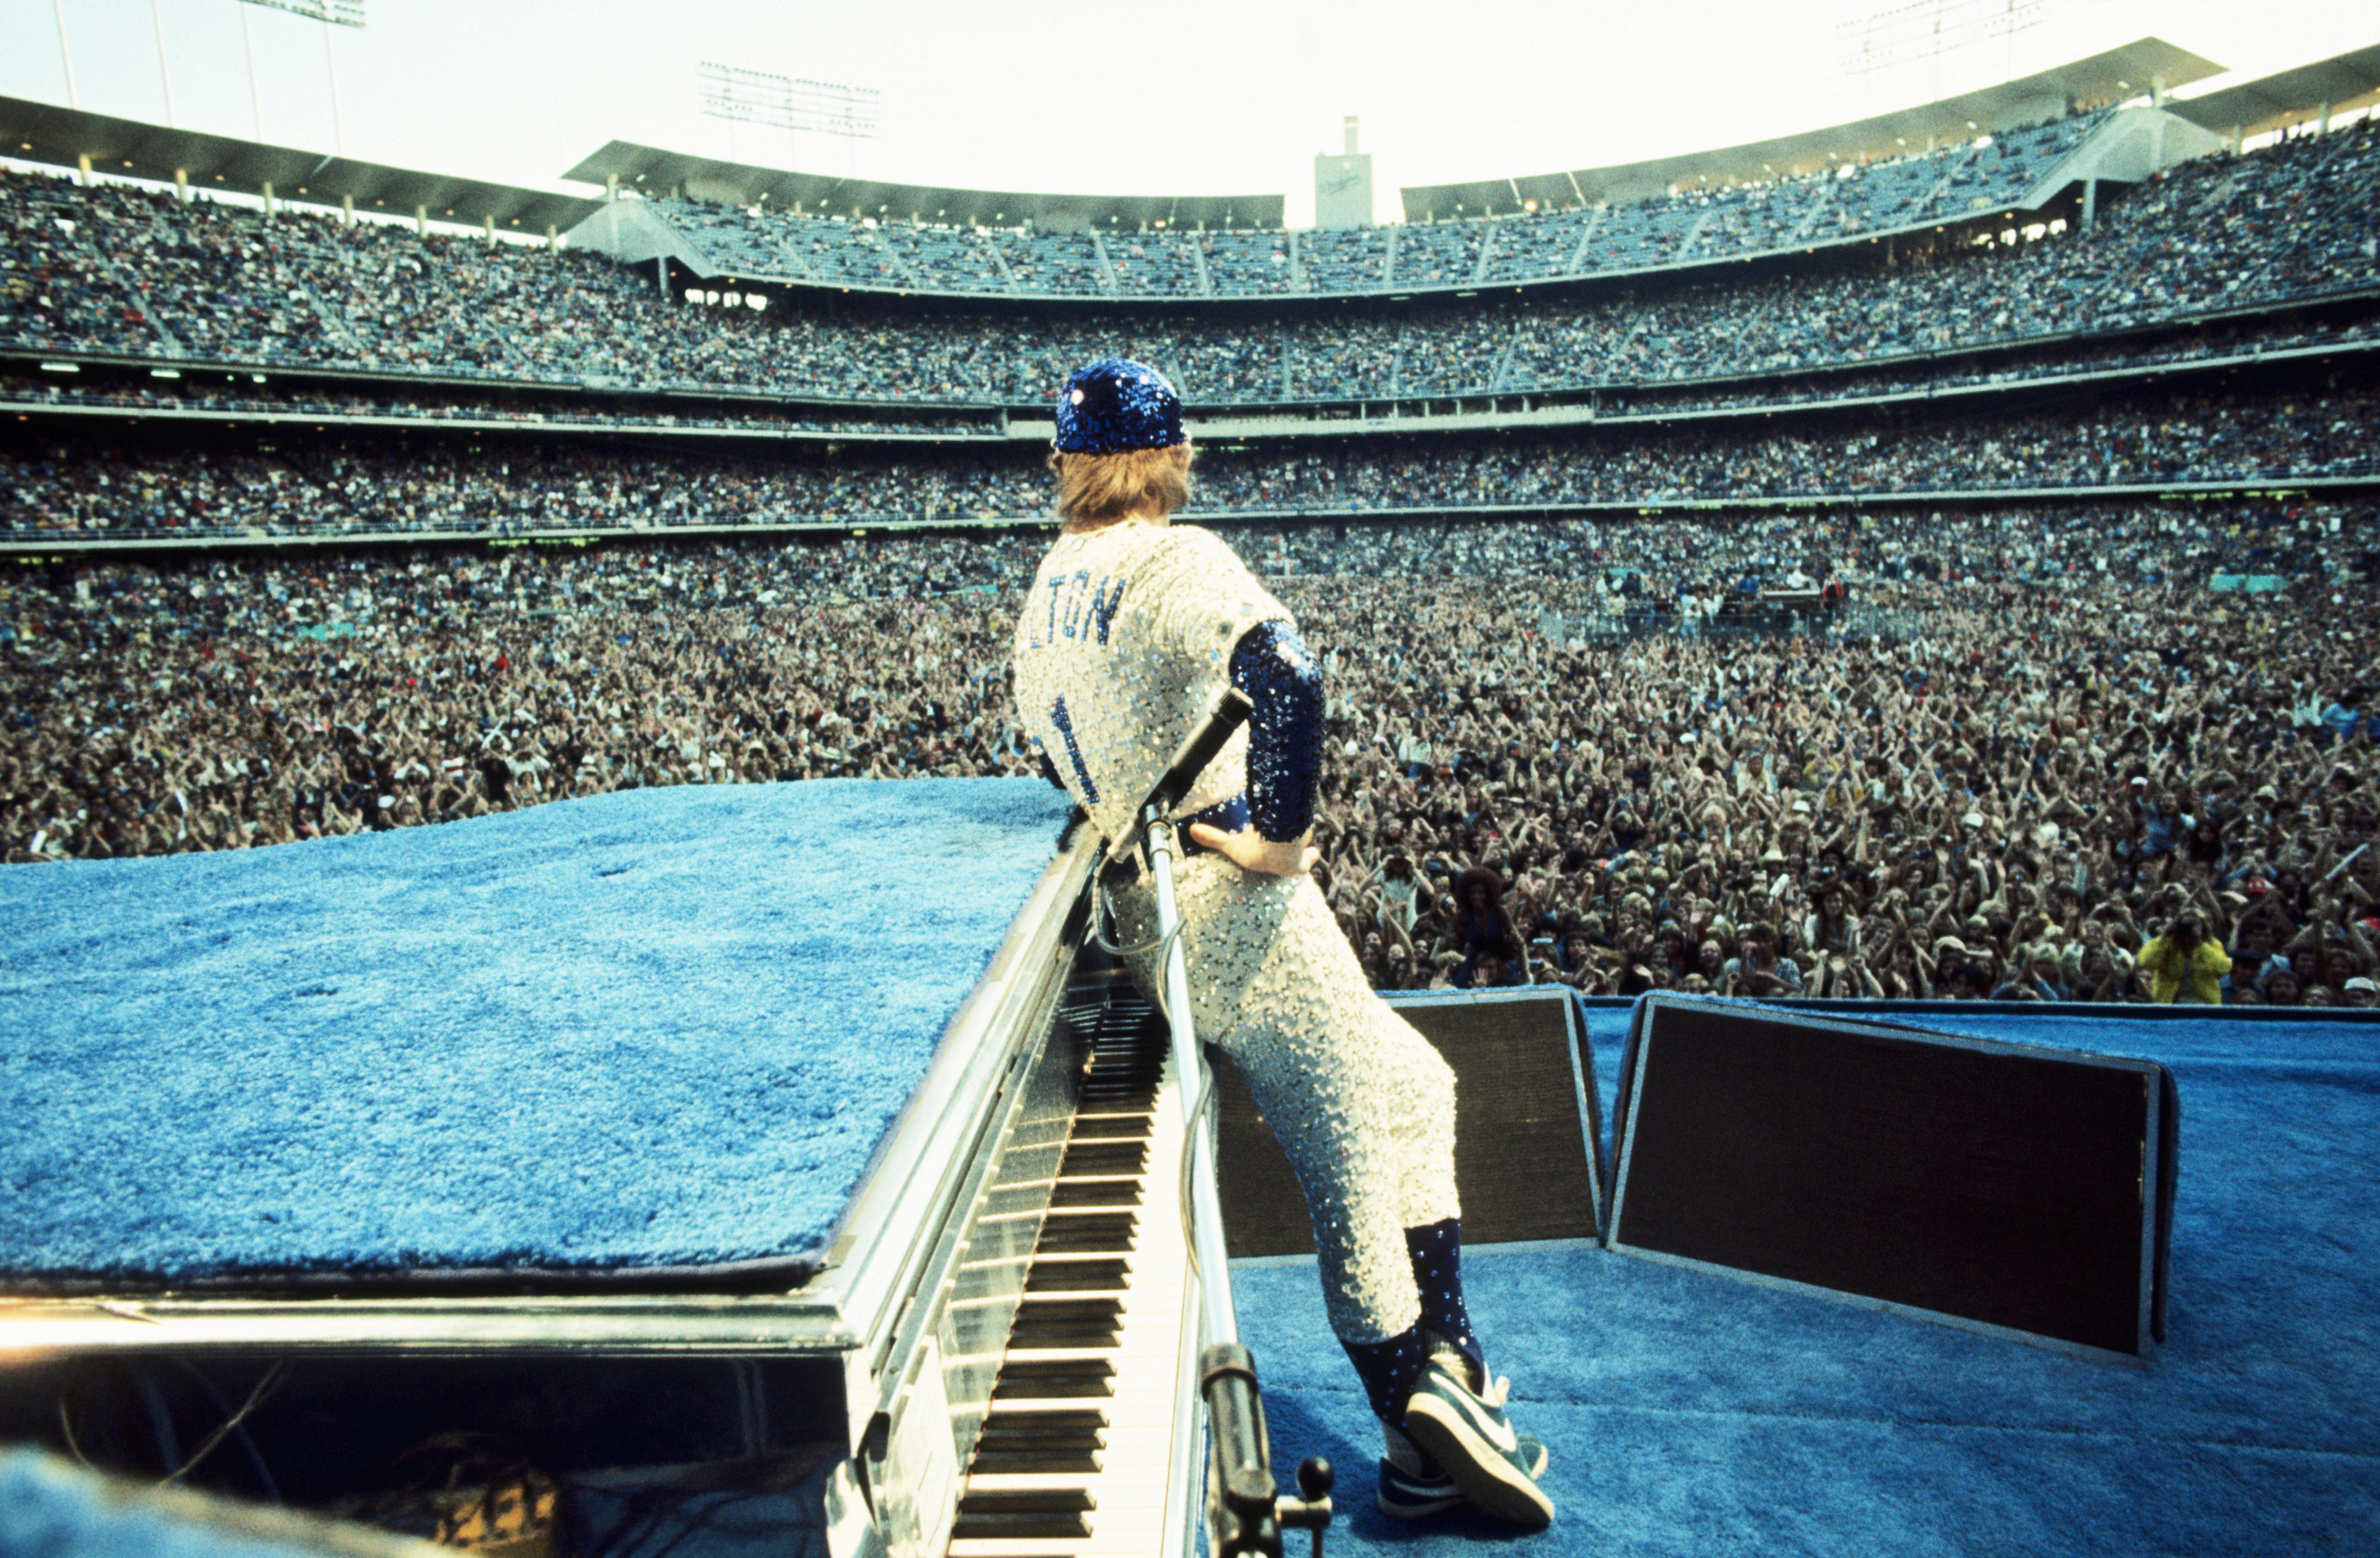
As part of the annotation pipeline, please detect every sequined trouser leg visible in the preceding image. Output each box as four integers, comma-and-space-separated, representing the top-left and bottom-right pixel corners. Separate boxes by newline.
1114, 854, 1459, 1345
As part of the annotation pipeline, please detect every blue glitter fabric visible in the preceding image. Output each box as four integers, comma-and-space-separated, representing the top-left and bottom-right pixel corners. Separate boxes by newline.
1229, 620, 1323, 843
1342, 1327, 1434, 1425
1409, 1218, 1485, 1379
1179, 794, 1250, 858
1047, 694, 1101, 805
1342, 1223, 1483, 1424
1053, 357, 1184, 454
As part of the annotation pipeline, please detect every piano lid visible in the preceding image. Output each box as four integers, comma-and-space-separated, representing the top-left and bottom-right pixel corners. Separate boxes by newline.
0, 782, 1098, 1359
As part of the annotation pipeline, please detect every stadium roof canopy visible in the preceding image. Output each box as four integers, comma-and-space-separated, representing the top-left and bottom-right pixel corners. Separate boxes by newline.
562, 142, 1285, 232
0, 95, 601, 231
1399, 36, 2224, 221
2164, 41, 2380, 141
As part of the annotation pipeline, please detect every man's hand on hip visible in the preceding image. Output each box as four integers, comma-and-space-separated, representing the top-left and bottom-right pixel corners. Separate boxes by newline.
1188, 823, 1319, 877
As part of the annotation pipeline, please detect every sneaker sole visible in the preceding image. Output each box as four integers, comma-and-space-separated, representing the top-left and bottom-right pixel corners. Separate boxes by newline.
1402, 1394, 1556, 1530
1376, 1488, 1467, 1520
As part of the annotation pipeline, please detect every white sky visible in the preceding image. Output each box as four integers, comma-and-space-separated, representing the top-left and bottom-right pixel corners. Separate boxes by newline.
2, 0, 2373, 225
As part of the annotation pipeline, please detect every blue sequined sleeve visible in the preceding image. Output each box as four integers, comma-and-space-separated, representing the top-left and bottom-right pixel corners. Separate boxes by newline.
1229, 620, 1324, 843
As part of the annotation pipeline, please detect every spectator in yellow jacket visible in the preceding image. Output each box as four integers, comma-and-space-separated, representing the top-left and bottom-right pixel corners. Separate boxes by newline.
2139, 916, 2232, 1005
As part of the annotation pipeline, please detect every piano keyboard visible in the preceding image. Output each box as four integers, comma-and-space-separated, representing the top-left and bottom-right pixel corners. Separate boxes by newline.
949, 979, 1192, 1557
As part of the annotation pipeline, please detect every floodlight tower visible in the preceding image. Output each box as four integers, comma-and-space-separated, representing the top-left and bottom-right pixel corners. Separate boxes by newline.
232, 0, 366, 152
1838, 0, 2042, 100
699, 64, 880, 183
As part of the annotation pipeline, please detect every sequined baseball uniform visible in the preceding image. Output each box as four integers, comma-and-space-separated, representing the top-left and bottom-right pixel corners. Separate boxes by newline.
1013, 520, 1459, 1345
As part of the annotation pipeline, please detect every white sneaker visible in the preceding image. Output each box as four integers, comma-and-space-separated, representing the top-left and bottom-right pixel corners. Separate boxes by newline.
1377, 1421, 1548, 1521
1399, 1361, 1555, 1530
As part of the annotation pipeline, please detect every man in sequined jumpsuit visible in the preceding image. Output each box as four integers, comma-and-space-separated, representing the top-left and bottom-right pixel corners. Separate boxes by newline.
1011, 359, 1554, 1530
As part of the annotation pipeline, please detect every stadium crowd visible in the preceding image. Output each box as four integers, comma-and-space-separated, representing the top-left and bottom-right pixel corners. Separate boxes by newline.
5, 303, 2372, 452
2, 115, 2374, 407
647, 112, 2096, 300
7, 385, 2374, 536
0, 372, 1000, 437
1594, 312, 2376, 418
3, 104, 2374, 1007
6, 503, 2374, 1007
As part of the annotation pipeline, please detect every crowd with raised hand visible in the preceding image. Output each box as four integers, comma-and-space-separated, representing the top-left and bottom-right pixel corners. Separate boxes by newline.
1289, 576, 2378, 1009
7, 384, 2376, 537
5, 507, 2374, 1008
3, 116, 2374, 407
0, 535, 1043, 859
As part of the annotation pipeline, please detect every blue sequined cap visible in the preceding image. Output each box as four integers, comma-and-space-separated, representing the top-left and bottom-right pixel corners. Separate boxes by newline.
1053, 358, 1184, 454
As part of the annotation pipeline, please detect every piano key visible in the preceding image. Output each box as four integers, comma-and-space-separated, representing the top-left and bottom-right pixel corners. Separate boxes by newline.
950, 986, 1194, 1558
1048, 1179, 1144, 1209
1059, 1142, 1149, 1177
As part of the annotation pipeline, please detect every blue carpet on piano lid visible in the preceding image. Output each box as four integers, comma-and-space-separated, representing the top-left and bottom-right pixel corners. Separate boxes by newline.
1232, 1006, 2380, 1556
0, 778, 1073, 1291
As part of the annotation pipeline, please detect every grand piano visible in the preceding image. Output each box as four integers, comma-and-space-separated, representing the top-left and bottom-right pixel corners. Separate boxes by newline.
0, 779, 1231, 1558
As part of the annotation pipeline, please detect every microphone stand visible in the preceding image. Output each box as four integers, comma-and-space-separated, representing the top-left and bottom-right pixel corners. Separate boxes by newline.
1123, 690, 1333, 1558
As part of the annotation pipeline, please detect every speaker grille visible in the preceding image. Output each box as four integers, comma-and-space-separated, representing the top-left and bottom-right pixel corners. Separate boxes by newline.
1215, 990, 1601, 1258
1610, 999, 2165, 1358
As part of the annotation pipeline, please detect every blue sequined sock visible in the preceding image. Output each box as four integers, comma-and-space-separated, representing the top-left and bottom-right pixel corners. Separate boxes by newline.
1408, 1219, 1484, 1382
1341, 1327, 1431, 1425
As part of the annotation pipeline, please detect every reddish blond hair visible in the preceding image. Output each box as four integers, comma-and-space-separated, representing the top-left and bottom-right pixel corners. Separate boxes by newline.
1048, 443, 1193, 532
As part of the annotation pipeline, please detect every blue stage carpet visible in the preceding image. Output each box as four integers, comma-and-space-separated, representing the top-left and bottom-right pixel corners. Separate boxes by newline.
0, 779, 1071, 1291
1235, 1006, 2380, 1556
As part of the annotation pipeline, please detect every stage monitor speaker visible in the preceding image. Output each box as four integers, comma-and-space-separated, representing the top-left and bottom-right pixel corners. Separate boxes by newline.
1214, 988, 1602, 1259
1606, 995, 2178, 1362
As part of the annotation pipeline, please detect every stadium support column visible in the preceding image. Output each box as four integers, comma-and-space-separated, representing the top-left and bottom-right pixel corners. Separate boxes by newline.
2318, 101, 2332, 136
321, 16, 345, 156
262, 180, 276, 217
416, 204, 429, 237
151, 0, 175, 125
239, 0, 263, 139
656, 257, 669, 299
2081, 178, 2097, 230
547, 224, 558, 252
2230, 124, 2244, 157
484, 214, 496, 247
173, 167, 187, 202
74, 153, 91, 187
342, 194, 354, 227
50, 0, 79, 109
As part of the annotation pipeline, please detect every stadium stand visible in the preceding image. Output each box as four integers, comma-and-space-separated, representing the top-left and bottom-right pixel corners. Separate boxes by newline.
627, 113, 2108, 300
6, 385, 2371, 539
4, 115, 2373, 420
0, 372, 1002, 438
3, 51, 2377, 1017
1105, 228, 1207, 297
